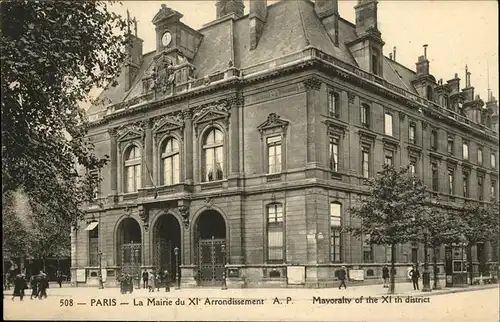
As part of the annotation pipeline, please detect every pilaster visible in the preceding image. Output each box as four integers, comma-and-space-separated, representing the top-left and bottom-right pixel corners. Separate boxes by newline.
183, 110, 194, 185
108, 128, 118, 201
303, 77, 322, 169
144, 120, 154, 187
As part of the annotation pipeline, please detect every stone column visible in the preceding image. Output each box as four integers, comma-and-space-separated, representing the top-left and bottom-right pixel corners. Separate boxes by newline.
228, 94, 242, 178
183, 110, 194, 185
303, 77, 322, 173
143, 121, 154, 188
108, 129, 118, 199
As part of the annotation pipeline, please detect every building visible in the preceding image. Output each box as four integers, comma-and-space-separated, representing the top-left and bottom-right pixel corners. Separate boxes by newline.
73, 0, 499, 288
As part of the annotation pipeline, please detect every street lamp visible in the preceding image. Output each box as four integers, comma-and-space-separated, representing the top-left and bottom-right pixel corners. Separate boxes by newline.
98, 251, 104, 289
422, 229, 431, 292
459, 234, 468, 286
221, 244, 227, 290
134, 248, 140, 289
173, 247, 180, 289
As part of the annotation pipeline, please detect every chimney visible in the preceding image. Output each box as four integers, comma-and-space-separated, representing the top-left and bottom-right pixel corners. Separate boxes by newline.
216, 0, 244, 19
462, 65, 474, 102
355, 0, 379, 36
124, 16, 143, 92
389, 53, 392, 60
249, 0, 267, 50
393, 46, 396, 62
446, 73, 460, 96
315, 0, 339, 45
415, 55, 429, 76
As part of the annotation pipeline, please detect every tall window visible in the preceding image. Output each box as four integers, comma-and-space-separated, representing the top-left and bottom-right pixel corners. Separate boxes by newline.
463, 171, 469, 198
267, 136, 282, 174
478, 148, 483, 165
203, 128, 224, 182
491, 180, 497, 200
89, 226, 99, 267
447, 136, 454, 154
371, 49, 379, 76
448, 168, 454, 195
409, 157, 417, 176
443, 95, 449, 109
431, 130, 438, 150
491, 153, 497, 169
385, 246, 392, 263
161, 138, 180, 186
478, 176, 484, 201
462, 141, 469, 160
330, 203, 342, 262
89, 169, 100, 200
363, 234, 373, 262
328, 91, 339, 117
426, 85, 433, 101
384, 150, 394, 166
267, 204, 284, 262
361, 104, 370, 128
329, 136, 339, 172
362, 147, 370, 178
124, 145, 141, 193
384, 113, 393, 136
432, 163, 439, 191
409, 123, 416, 144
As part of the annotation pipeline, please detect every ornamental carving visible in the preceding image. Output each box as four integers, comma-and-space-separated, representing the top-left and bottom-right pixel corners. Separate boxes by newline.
153, 54, 175, 94
205, 197, 213, 209
152, 113, 184, 134
257, 113, 289, 136
422, 121, 428, 130
227, 92, 244, 109
138, 206, 149, 232
399, 112, 406, 122
192, 99, 231, 136
178, 204, 190, 229
347, 92, 356, 104
116, 122, 145, 143
303, 77, 321, 91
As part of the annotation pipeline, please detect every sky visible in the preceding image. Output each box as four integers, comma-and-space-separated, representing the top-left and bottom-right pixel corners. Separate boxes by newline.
91, 0, 498, 107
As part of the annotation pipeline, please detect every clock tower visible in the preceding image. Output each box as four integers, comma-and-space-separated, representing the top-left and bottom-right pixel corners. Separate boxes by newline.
149, 4, 203, 96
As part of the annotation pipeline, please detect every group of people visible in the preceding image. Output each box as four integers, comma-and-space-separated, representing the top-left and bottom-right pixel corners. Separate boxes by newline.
10, 271, 49, 301
142, 269, 171, 292
336, 264, 421, 290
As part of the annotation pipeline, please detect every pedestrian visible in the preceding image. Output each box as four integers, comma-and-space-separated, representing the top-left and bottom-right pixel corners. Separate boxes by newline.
142, 270, 149, 289
119, 273, 126, 294
155, 272, 161, 292
5, 272, 11, 290
127, 273, 134, 294
56, 271, 63, 288
148, 270, 155, 292
382, 264, 390, 288
164, 269, 170, 292
11, 274, 27, 301
410, 265, 420, 290
38, 271, 49, 299
30, 275, 39, 300
338, 266, 347, 290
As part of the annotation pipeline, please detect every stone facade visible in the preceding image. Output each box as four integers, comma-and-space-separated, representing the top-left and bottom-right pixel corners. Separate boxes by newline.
72, 0, 499, 288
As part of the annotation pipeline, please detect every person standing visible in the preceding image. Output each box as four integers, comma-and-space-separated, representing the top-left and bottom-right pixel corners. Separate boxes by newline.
338, 266, 347, 290
38, 271, 49, 299
29, 275, 39, 300
56, 271, 63, 288
142, 270, 149, 289
410, 266, 420, 290
148, 270, 155, 292
11, 274, 27, 301
164, 269, 170, 292
155, 272, 161, 292
382, 265, 390, 288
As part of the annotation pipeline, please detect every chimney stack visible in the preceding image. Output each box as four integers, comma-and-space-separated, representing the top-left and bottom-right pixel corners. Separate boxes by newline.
446, 73, 460, 96
124, 13, 143, 92
416, 55, 429, 76
249, 0, 267, 50
355, 0, 379, 36
216, 0, 244, 19
462, 65, 474, 102
393, 46, 396, 61
423, 44, 428, 59
315, 0, 339, 45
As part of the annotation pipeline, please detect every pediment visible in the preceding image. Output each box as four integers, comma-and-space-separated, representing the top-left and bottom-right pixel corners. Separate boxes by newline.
152, 5, 182, 25
257, 113, 289, 134
153, 114, 184, 134
194, 109, 228, 125
117, 124, 144, 142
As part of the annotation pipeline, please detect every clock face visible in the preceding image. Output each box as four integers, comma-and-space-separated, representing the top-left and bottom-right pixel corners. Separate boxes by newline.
161, 31, 172, 47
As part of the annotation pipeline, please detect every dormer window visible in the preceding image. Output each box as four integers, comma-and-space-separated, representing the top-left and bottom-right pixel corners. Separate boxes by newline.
426, 86, 433, 101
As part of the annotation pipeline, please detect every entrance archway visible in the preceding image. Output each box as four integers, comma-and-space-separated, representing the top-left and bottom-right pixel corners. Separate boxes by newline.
152, 214, 182, 283
194, 210, 227, 286
116, 218, 142, 278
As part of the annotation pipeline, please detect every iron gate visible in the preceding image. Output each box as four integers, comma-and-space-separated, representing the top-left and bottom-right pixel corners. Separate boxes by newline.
120, 243, 141, 279
154, 238, 172, 272
198, 237, 225, 286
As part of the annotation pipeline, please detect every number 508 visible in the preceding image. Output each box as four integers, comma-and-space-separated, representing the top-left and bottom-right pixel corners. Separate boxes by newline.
60, 299, 74, 306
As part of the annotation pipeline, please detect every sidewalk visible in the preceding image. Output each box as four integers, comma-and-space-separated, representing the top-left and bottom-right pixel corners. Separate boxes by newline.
3, 282, 497, 300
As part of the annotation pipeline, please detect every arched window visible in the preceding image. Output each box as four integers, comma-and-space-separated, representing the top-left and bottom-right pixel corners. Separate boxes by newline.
124, 145, 141, 193
202, 128, 224, 182
161, 138, 180, 186
267, 203, 284, 262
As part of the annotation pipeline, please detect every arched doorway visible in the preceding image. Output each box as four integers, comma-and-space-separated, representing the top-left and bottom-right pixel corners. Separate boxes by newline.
152, 214, 182, 284
116, 218, 142, 280
195, 210, 227, 286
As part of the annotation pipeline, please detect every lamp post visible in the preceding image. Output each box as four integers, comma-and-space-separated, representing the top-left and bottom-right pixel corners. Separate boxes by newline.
422, 230, 431, 292
221, 244, 227, 290
134, 248, 140, 289
459, 234, 468, 286
98, 251, 104, 289
174, 247, 180, 289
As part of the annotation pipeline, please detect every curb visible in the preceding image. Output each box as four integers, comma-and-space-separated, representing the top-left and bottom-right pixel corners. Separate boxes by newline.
373, 283, 498, 299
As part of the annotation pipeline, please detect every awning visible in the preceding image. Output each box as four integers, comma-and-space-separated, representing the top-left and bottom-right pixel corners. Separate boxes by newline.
84, 221, 99, 231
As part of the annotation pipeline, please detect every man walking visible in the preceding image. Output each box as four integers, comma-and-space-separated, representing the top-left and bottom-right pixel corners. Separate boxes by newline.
382, 264, 389, 288
142, 270, 149, 289
338, 266, 347, 290
29, 275, 39, 300
410, 265, 420, 290
11, 274, 27, 301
